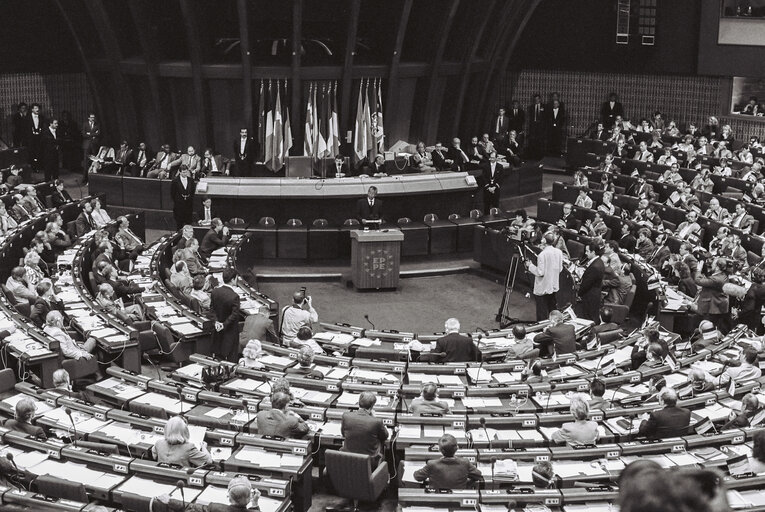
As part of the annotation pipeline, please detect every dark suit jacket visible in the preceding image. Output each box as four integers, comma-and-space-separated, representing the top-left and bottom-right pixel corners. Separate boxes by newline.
170, 176, 195, 210
30, 297, 63, 328
600, 101, 624, 127
491, 115, 510, 138
435, 333, 479, 362
41, 129, 60, 166
200, 229, 229, 260
413, 456, 483, 489
579, 258, 605, 299
4, 419, 46, 439
447, 146, 471, 171
356, 198, 383, 221
694, 272, 729, 315
508, 108, 525, 134
561, 213, 578, 230
638, 405, 691, 439
431, 149, 451, 171
51, 189, 72, 207
481, 162, 503, 188
533, 324, 576, 356
341, 409, 388, 460
75, 211, 94, 236
545, 106, 566, 130
233, 137, 256, 174
256, 408, 309, 439
618, 234, 637, 253
210, 285, 241, 361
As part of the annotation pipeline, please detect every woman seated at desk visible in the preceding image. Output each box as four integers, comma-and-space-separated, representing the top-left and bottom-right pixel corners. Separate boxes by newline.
90, 198, 111, 228
285, 346, 324, 379
152, 416, 212, 467
410, 382, 450, 415
291, 326, 326, 355
238, 339, 264, 368
5, 397, 47, 439
44, 311, 96, 360
0, 202, 18, 236
550, 394, 599, 446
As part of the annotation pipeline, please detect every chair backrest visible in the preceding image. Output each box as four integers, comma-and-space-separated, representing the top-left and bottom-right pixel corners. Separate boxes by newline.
121, 492, 152, 512
0, 284, 16, 305
469, 209, 482, 219
325, 450, 387, 502
489, 207, 502, 216
566, 239, 585, 261
448, 213, 460, 221
128, 400, 169, 420
748, 250, 760, 267
424, 213, 438, 222
313, 218, 329, 227
229, 217, 246, 226
32, 475, 88, 502
343, 218, 360, 227
15, 301, 30, 319
286, 218, 303, 227
153, 322, 176, 352
259, 217, 275, 226
397, 217, 412, 225
0, 369, 15, 393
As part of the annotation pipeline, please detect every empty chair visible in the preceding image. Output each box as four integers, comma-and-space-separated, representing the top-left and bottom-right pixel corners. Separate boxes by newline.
566, 239, 585, 261
448, 213, 481, 252
397, 217, 429, 257
228, 217, 248, 230
32, 475, 88, 502
339, 218, 361, 258
325, 451, 389, 512
423, 213, 457, 254
309, 218, 339, 259
278, 218, 308, 259
249, 216, 277, 259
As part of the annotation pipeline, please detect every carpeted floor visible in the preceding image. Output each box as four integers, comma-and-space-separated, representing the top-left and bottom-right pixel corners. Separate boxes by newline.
259, 273, 537, 333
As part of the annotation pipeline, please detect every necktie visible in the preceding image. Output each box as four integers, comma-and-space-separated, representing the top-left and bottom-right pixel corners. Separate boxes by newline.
535, 105, 539, 121
205, 208, 211, 221
496, 116, 501, 133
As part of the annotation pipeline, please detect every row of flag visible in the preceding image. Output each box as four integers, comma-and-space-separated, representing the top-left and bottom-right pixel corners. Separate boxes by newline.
257, 80, 293, 173
255, 78, 385, 171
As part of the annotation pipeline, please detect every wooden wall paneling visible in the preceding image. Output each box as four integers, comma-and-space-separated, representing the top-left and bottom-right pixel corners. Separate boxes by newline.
237, 0, 253, 132
128, 0, 165, 143
291, 0, 303, 153
340, 0, 362, 134
179, 0, 212, 148
385, 0, 414, 144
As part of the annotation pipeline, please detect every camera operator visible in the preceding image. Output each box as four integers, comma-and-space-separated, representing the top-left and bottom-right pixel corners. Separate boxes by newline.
280, 289, 318, 346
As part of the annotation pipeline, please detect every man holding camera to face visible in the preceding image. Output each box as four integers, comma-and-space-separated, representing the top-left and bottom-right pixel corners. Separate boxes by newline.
280, 289, 318, 346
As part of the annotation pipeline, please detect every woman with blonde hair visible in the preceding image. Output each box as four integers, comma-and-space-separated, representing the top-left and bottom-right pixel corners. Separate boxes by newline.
239, 339, 264, 368
551, 393, 599, 446
152, 416, 212, 467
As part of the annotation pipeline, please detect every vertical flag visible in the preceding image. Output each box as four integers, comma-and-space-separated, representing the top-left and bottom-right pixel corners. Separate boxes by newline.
353, 79, 366, 160
271, 82, 284, 172
363, 79, 373, 159
330, 81, 340, 158
284, 82, 293, 161
264, 80, 274, 169
257, 80, 265, 162
323, 81, 332, 158
304, 82, 314, 156
375, 78, 385, 153
316, 83, 327, 158
311, 84, 320, 159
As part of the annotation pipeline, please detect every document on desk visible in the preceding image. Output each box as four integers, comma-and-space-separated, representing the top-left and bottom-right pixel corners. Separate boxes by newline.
319, 421, 342, 437
423, 425, 444, 437
113, 383, 145, 400
3, 394, 53, 416
260, 354, 294, 368
194, 485, 230, 506
351, 368, 387, 381
8, 449, 48, 469
301, 390, 333, 404
132, 393, 182, 414
492, 372, 519, 384
401, 460, 419, 483
321, 367, 350, 380
398, 425, 422, 438
280, 454, 303, 467
437, 374, 465, 386
226, 378, 260, 391
188, 425, 207, 447
235, 446, 282, 467
694, 403, 732, 422
407, 373, 429, 384
664, 452, 699, 467
205, 407, 231, 418
118, 475, 203, 499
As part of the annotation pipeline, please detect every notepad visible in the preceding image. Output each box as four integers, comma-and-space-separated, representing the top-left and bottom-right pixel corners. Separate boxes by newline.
398, 425, 422, 438
436, 374, 464, 386
318, 421, 342, 436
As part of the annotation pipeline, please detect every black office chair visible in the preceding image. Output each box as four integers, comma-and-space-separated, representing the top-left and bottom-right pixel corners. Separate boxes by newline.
325, 451, 388, 512
121, 492, 152, 512
128, 401, 169, 420
32, 474, 88, 502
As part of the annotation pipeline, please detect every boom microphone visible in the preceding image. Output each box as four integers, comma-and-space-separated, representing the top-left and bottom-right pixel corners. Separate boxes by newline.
64, 408, 78, 447
544, 383, 557, 412
479, 417, 492, 450
242, 399, 251, 429
6, 453, 18, 473
364, 314, 375, 330
176, 385, 184, 416
174, 480, 186, 510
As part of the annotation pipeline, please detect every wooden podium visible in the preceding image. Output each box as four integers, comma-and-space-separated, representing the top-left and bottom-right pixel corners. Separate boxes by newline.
350, 229, 404, 290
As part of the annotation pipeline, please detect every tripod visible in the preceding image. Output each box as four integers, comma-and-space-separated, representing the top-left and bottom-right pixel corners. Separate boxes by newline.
496, 242, 529, 327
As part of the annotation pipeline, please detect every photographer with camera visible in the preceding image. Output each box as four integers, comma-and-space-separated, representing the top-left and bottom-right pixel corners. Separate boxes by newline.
524, 232, 564, 321
280, 288, 318, 346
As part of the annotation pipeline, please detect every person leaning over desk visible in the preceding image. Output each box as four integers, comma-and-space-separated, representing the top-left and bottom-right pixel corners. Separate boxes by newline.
152, 416, 212, 467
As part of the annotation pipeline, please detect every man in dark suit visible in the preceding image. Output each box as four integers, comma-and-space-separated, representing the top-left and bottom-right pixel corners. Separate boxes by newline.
28, 103, 45, 170
557, 203, 578, 231
239, 305, 277, 350
414, 433, 482, 489
491, 107, 510, 150
128, 142, 153, 177
545, 99, 566, 156
199, 218, 230, 260
508, 100, 525, 138
592, 307, 620, 335
481, 153, 503, 214
256, 391, 310, 439
588, 122, 608, 141
50, 179, 72, 207
30, 281, 63, 328
201, 148, 229, 176
533, 310, 576, 357
332, 155, 350, 177
75, 201, 95, 236
233, 127, 255, 177
694, 257, 731, 333
447, 138, 473, 172
578, 243, 605, 322
41, 119, 60, 181
12, 102, 30, 148
112, 140, 133, 175
638, 389, 691, 439
356, 186, 383, 225
341, 392, 389, 467
210, 268, 241, 362
600, 93, 624, 128
198, 198, 217, 226
617, 223, 636, 253
170, 166, 195, 230
81, 113, 99, 177
435, 318, 479, 362
431, 143, 454, 172
527, 94, 545, 159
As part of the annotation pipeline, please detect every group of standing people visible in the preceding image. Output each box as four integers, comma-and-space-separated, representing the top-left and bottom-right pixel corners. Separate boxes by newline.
490, 92, 567, 160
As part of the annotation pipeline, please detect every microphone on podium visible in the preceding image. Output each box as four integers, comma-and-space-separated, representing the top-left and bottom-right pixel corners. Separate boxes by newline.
242, 399, 251, 427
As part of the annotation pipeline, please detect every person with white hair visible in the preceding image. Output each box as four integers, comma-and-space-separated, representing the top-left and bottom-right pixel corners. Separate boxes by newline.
687, 367, 716, 393
151, 416, 212, 467
43, 311, 95, 360
551, 393, 599, 446
638, 388, 691, 439
239, 339, 264, 368
435, 318, 479, 362
152, 475, 260, 512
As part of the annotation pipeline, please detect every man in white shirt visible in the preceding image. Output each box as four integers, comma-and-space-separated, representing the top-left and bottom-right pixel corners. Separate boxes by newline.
280, 290, 318, 345
633, 141, 654, 162
574, 189, 593, 209
525, 233, 564, 321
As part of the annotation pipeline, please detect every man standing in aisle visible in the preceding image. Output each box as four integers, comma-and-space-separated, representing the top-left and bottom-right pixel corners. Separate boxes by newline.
233, 127, 255, 177
210, 268, 241, 362
525, 233, 564, 321
578, 243, 605, 323
171, 166, 195, 229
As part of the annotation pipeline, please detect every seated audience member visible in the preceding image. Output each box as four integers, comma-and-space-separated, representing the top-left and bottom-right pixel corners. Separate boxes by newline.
633, 141, 654, 162
152, 416, 212, 467
705, 198, 730, 223
10, 194, 32, 223
0, 202, 18, 235
189, 274, 211, 311
30, 280, 62, 328
551, 394, 600, 447
509, 209, 536, 238
660, 162, 683, 185
114, 216, 144, 258
238, 339, 264, 368
90, 198, 111, 228
412, 141, 436, 172
435, 317, 479, 362
713, 156, 732, 176
52, 369, 87, 401
182, 237, 206, 275
257, 391, 310, 439
198, 197, 215, 226
598, 191, 617, 216
21, 186, 44, 214
280, 290, 318, 346
582, 212, 607, 238
291, 325, 325, 355
44, 311, 95, 360
721, 393, 760, 430
574, 188, 593, 209
637, 342, 666, 372
504, 325, 538, 360
199, 218, 230, 260
618, 223, 636, 253
687, 367, 716, 393
152, 475, 260, 512
604, 264, 632, 305
5, 398, 46, 438
74, 200, 95, 236
173, 225, 194, 254
6, 266, 36, 305
51, 179, 73, 207
656, 146, 677, 166
506, 131, 522, 165
170, 260, 193, 293
23, 251, 45, 288
411, 382, 451, 415
103, 265, 142, 300
341, 391, 388, 467
285, 346, 324, 379
730, 201, 755, 233
200, 148, 229, 177
531, 461, 560, 489
45, 221, 71, 255
719, 347, 762, 384
533, 310, 575, 357
557, 202, 578, 230
676, 211, 701, 241
749, 430, 765, 474
691, 168, 714, 193
593, 306, 620, 334
572, 170, 589, 188
635, 229, 655, 261
413, 434, 482, 489
638, 388, 691, 439
96, 283, 145, 323
589, 379, 610, 411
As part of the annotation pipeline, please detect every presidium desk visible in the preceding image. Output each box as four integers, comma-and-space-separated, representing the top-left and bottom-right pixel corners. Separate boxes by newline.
194, 173, 479, 224
350, 228, 405, 290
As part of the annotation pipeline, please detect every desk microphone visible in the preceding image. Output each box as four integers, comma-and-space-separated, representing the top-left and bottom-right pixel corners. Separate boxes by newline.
364, 314, 375, 330
242, 399, 251, 428
64, 408, 78, 447
544, 383, 557, 412
174, 479, 186, 509
176, 385, 184, 416
5, 453, 23, 490
479, 417, 492, 450
490, 456, 497, 491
